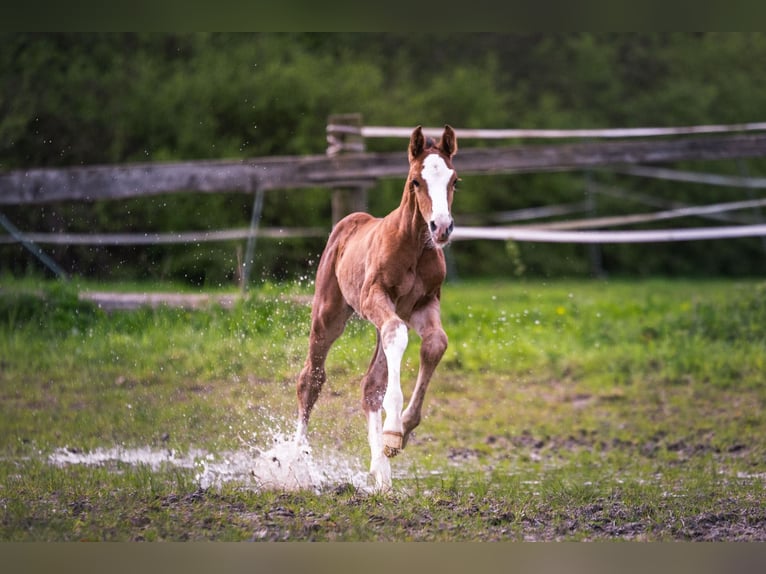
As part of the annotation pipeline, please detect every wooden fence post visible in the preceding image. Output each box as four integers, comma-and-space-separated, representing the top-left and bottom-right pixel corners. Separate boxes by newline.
327, 113, 371, 224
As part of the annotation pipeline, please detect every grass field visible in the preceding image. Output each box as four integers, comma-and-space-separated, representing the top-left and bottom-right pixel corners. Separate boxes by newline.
1, 276, 765, 541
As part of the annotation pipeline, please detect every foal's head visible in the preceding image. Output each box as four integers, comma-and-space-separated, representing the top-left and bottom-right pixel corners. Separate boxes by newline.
407, 125, 459, 249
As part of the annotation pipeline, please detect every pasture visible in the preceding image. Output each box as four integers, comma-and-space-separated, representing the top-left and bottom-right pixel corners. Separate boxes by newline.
1, 277, 765, 541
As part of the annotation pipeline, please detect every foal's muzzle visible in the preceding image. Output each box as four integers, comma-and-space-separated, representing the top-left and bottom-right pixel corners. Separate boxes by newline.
429, 216, 455, 246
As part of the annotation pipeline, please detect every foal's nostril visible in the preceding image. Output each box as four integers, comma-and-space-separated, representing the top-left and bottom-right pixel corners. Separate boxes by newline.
429, 221, 437, 233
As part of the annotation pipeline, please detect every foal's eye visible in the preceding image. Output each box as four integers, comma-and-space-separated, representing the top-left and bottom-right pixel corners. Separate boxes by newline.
411, 179, 420, 190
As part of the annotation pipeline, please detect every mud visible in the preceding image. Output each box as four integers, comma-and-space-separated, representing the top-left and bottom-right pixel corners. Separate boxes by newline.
40, 434, 766, 540
111, 487, 766, 541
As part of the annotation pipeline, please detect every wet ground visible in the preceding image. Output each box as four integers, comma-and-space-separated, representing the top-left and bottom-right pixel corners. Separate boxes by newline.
44, 441, 766, 541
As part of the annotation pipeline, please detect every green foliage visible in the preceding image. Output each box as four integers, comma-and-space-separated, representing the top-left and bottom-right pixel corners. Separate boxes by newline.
0, 279, 101, 334
3, 33, 766, 281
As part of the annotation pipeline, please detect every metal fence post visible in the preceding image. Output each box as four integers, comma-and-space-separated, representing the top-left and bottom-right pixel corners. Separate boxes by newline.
0, 211, 68, 280
584, 172, 606, 278
241, 182, 265, 292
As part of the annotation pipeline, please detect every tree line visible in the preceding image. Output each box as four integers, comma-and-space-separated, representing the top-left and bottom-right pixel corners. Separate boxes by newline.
2, 33, 766, 283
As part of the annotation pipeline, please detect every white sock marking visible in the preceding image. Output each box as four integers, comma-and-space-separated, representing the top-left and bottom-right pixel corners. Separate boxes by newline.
367, 409, 391, 490
382, 322, 407, 434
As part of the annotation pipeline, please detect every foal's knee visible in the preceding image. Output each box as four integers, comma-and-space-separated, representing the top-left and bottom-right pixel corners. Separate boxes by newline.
381, 319, 408, 353
361, 370, 387, 413
297, 364, 325, 409
421, 328, 448, 364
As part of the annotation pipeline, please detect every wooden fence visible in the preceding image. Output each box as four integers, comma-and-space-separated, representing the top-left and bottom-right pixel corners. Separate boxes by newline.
4, 127, 766, 206
3, 116, 766, 282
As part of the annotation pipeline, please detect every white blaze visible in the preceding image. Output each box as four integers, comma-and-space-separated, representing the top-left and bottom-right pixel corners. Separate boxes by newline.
421, 154, 454, 220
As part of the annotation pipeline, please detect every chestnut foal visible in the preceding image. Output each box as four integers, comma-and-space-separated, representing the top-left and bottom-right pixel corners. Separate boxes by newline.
295, 125, 458, 490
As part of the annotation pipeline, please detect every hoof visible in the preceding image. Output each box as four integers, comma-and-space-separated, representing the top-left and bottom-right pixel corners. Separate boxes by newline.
382, 431, 403, 458
370, 455, 392, 490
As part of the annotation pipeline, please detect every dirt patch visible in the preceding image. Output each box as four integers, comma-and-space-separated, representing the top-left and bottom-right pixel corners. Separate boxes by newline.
80, 291, 241, 311
118, 488, 766, 542
78, 291, 312, 311
482, 427, 754, 464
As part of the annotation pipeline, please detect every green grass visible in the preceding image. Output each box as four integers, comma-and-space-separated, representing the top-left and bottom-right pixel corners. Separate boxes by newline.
1, 277, 765, 540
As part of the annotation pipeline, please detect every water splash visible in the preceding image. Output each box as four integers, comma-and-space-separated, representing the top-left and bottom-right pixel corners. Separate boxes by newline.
49, 446, 206, 471
47, 432, 371, 493
198, 433, 370, 492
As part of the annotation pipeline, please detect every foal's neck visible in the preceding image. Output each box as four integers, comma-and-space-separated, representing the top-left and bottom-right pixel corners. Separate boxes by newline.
385, 184, 427, 248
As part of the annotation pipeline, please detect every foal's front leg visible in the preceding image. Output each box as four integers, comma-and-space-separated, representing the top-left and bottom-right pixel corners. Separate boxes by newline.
379, 317, 408, 457
401, 298, 448, 447
360, 288, 409, 461
363, 317, 407, 491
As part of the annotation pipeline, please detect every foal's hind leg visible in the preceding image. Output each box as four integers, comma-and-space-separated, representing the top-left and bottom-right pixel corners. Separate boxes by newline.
295, 282, 352, 446
360, 333, 393, 489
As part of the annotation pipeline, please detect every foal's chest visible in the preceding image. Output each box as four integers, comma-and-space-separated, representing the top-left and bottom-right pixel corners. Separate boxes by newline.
389, 252, 445, 316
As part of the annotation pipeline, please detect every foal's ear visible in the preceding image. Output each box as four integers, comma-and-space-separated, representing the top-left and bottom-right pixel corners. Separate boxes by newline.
440, 125, 458, 158
408, 125, 426, 162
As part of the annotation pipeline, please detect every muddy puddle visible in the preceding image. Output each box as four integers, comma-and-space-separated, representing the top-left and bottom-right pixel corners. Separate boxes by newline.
48, 438, 376, 493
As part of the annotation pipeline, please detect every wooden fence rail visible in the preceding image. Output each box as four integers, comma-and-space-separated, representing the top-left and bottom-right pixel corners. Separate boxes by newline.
354, 121, 766, 140
4, 133, 766, 205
